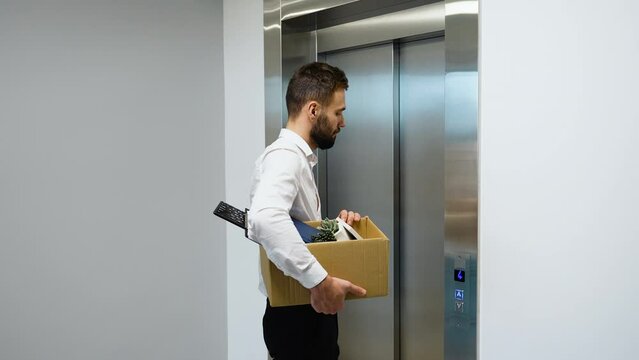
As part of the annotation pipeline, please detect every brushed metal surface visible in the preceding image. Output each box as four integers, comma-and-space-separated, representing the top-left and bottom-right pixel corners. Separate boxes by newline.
324, 44, 396, 360
317, 2, 444, 53
264, 0, 283, 145
281, 0, 359, 21
399, 36, 446, 360
444, 0, 478, 359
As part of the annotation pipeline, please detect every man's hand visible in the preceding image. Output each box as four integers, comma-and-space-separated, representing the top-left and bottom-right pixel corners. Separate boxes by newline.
310, 275, 367, 314
338, 209, 361, 225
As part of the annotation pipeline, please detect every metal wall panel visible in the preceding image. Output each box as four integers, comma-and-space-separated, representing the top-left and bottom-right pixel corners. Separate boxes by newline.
317, 2, 444, 53
444, 0, 479, 359
264, 0, 283, 145
324, 44, 396, 360
281, 0, 359, 20
399, 37, 446, 359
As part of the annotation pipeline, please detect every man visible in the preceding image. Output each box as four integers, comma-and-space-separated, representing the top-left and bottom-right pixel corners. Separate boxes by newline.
247, 62, 365, 360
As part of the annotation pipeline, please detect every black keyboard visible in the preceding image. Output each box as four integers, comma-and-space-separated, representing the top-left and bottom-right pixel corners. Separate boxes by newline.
213, 201, 246, 229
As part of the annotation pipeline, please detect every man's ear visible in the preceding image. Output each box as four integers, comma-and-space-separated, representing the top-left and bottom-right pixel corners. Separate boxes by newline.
307, 101, 320, 120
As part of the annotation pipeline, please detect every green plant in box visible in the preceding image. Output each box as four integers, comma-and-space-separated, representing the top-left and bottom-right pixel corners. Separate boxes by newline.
311, 218, 338, 242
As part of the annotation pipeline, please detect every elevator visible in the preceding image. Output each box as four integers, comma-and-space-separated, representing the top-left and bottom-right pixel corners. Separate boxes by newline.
264, 1, 478, 359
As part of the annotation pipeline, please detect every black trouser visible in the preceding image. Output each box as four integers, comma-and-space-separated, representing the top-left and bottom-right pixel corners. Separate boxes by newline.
263, 299, 339, 360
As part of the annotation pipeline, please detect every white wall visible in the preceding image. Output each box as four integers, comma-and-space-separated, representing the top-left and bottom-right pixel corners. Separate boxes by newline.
223, 0, 267, 359
0, 1, 227, 359
479, 1, 639, 359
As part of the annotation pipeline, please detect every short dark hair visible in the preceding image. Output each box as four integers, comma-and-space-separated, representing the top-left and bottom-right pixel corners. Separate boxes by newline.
285, 62, 349, 117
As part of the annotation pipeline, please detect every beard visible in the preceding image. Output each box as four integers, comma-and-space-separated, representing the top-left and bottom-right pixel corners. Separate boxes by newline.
310, 112, 338, 150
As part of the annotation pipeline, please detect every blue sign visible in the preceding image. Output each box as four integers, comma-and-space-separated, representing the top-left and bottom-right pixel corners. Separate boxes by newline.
455, 289, 464, 301
454, 269, 465, 282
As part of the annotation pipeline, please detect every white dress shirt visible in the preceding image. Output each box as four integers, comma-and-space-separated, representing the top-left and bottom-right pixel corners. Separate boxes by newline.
248, 129, 327, 296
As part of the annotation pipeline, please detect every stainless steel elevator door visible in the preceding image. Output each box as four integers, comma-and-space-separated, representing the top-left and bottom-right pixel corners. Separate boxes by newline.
324, 43, 396, 360
321, 37, 446, 360
400, 37, 446, 360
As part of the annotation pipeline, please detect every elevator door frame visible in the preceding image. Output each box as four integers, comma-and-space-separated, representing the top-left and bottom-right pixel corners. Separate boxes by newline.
265, 1, 478, 359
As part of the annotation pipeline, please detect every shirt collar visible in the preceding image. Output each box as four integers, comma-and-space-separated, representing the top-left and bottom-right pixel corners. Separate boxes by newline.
279, 128, 318, 167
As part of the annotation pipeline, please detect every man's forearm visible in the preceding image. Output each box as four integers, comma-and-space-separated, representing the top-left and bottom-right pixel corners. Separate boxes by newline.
249, 207, 327, 289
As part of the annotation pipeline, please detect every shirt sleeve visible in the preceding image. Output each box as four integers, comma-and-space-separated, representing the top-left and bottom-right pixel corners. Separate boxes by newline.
248, 148, 328, 289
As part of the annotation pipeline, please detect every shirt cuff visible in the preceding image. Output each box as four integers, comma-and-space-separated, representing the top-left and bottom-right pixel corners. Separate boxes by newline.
298, 261, 328, 289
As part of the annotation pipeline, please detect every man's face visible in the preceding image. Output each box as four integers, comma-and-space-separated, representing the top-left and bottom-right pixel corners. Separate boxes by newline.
310, 89, 346, 150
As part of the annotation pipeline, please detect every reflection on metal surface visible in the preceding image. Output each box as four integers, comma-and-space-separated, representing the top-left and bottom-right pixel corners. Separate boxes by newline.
317, 2, 444, 53
445, 0, 478, 16
324, 44, 396, 360
281, 0, 359, 20
444, 0, 478, 73
399, 37, 446, 360
445, 73, 478, 253
263, 24, 281, 31
264, 0, 283, 145
444, 0, 478, 359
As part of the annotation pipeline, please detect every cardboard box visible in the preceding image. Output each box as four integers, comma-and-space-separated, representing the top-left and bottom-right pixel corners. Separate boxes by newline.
260, 216, 389, 307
